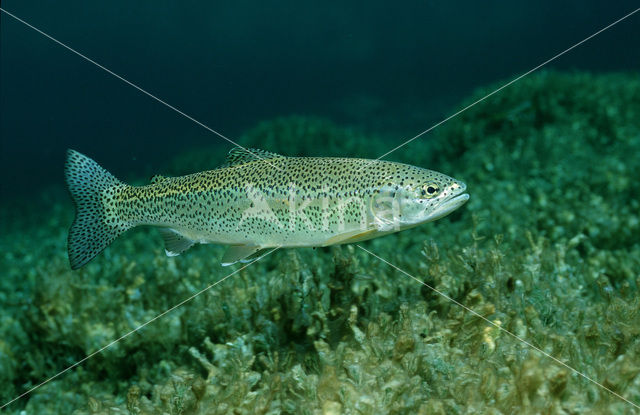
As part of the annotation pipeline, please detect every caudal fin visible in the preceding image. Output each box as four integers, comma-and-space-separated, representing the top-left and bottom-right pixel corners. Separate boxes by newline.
65, 150, 131, 270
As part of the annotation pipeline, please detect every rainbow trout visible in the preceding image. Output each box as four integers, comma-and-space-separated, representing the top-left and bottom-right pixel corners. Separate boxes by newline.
65, 148, 468, 269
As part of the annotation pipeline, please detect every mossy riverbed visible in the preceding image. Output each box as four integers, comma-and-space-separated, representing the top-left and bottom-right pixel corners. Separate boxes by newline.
1, 71, 639, 414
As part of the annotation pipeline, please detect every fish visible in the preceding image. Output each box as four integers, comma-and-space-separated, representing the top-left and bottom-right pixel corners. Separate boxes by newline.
64, 148, 469, 269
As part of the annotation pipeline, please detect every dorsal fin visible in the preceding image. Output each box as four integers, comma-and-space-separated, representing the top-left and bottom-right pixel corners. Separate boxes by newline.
224, 147, 285, 167
150, 174, 171, 185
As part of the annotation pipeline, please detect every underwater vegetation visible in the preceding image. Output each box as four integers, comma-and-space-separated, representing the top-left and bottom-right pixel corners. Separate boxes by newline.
1, 70, 639, 414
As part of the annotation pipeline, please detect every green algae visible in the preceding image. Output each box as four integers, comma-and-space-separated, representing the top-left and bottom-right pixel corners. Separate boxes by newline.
1, 71, 639, 414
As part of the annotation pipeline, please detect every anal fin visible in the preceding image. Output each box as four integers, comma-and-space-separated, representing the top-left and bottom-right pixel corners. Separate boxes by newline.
159, 228, 195, 257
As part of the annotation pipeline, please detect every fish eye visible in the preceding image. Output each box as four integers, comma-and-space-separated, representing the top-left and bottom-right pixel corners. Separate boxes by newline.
421, 183, 439, 198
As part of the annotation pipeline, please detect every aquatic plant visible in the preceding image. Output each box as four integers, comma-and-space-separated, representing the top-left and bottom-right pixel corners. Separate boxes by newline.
1, 71, 639, 414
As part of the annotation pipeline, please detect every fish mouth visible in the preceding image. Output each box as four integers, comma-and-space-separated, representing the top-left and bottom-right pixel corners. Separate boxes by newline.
423, 192, 469, 222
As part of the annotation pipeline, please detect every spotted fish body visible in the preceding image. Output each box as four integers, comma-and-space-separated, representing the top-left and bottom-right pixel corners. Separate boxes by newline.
65, 148, 469, 269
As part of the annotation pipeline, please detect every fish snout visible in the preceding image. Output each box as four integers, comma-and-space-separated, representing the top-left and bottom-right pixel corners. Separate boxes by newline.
448, 179, 467, 195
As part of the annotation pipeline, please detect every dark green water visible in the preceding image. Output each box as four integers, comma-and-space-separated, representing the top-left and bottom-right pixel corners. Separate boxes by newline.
1, 2, 639, 414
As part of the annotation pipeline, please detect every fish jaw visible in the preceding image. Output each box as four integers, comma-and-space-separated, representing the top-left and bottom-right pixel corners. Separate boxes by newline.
422, 191, 469, 223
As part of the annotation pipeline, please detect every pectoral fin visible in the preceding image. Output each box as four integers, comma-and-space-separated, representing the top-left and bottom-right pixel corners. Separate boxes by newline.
221, 245, 263, 266
159, 228, 195, 257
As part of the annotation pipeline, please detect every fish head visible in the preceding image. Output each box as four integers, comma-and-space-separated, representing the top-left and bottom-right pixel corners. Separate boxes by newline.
412, 174, 469, 223
371, 168, 469, 231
